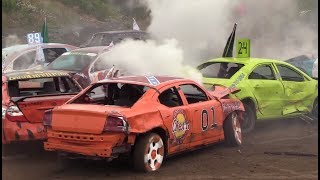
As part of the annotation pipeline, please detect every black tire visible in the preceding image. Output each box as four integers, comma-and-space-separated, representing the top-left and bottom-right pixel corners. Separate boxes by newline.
224, 112, 243, 147
312, 99, 318, 118
241, 103, 256, 133
55, 152, 72, 172
133, 133, 165, 172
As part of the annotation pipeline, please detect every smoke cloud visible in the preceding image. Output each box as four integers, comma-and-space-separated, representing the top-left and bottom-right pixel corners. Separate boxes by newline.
100, 0, 317, 84
100, 39, 203, 84
143, 0, 317, 61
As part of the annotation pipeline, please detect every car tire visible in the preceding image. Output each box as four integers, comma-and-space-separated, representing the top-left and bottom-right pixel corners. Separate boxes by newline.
55, 152, 72, 172
133, 133, 165, 172
241, 103, 256, 133
224, 112, 243, 147
311, 99, 318, 120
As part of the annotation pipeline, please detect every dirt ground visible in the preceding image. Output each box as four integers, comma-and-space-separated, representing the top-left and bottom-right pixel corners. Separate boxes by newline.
2, 118, 318, 180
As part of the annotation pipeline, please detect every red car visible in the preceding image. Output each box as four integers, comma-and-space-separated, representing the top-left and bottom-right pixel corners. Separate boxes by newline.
44, 75, 244, 172
2, 70, 82, 144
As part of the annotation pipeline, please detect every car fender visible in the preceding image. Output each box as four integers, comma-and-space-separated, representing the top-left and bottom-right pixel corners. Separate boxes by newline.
219, 99, 245, 121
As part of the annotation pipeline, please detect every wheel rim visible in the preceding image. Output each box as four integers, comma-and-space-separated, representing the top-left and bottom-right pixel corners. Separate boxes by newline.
144, 135, 164, 171
232, 113, 242, 144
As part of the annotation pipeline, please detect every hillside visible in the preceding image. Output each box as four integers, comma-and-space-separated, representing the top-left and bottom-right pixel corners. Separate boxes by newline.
2, 0, 150, 47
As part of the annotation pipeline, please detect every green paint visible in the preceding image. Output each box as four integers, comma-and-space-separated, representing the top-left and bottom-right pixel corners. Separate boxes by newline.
41, 18, 49, 43
197, 57, 318, 121
236, 39, 250, 58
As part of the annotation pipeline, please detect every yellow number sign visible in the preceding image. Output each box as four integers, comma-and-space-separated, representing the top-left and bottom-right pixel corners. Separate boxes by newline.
236, 38, 250, 58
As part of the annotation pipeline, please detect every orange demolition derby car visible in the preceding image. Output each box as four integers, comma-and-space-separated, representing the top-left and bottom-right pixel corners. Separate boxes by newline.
2, 70, 82, 144
44, 75, 245, 172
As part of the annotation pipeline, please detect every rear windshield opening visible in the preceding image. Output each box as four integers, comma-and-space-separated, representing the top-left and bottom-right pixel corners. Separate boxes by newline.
198, 62, 244, 79
8, 77, 81, 97
72, 83, 150, 108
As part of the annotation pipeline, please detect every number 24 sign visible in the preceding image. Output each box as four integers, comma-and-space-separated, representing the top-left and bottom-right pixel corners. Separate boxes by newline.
27, 32, 43, 44
236, 38, 250, 58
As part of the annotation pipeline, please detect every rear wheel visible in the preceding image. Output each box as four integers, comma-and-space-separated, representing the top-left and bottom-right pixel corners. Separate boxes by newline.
133, 133, 165, 172
311, 99, 318, 120
224, 112, 243, 146
241, 103, 256, 133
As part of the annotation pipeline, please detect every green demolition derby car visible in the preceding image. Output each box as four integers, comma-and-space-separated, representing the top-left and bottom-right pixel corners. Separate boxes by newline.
197, 24, 318, 133
198, 57, 318, 133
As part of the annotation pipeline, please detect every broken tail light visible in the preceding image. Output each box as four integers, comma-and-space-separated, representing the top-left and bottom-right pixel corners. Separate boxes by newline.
103, 115, 128, 133
43, 109, 52, 128
5, 105, 27, 122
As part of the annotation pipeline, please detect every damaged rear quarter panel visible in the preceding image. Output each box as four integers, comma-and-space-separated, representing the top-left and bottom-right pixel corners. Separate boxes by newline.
126, 100, 166, 134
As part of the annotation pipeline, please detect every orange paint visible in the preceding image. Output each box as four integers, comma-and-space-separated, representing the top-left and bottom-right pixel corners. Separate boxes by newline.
44, 76, 245, 159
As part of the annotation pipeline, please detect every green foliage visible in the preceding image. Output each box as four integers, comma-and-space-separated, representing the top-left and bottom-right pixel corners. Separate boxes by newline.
56, 0, 119, 21
2, 0, 18, 12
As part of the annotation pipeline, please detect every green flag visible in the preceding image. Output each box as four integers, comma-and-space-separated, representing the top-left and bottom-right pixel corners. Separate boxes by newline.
41, 18, 49, 43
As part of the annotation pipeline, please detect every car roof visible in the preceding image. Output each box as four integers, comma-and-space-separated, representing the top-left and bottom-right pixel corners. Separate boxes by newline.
202, 57, 300, 67
3, 70, 71, 81
2, 43, 77, 52
70, 46, 106, 54
93, 30, 148, 35
204, 57, 284, 64
97, 75, 185, 87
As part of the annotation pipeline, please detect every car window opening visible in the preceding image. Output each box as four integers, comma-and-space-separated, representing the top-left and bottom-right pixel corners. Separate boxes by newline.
72, 83, 150, 108
199, 62, 244, 79
7, 77, 81, 97
158, 87, 183, 107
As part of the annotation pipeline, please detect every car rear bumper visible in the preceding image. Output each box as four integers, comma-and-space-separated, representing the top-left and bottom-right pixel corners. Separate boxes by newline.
2, 119, 46, 144
44, 130, 129, 158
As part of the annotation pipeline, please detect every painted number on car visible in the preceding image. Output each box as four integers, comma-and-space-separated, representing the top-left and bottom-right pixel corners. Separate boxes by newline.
27, 32, 42, 44
201, 107, 217, 131
236, 38, 250, 58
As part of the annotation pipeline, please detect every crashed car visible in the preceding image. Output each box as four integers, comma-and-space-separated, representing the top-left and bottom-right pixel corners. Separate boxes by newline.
197, 24, 318, 133
44, 75, 244, 172
2, 43, 78, 73
285, 55, 318, 79
81, 30, 150, 47
44, 46, 123, 88
2, 70, 82, 144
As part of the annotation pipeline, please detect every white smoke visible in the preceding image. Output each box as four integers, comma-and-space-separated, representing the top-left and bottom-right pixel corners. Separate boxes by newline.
99, 0, 318, 84
142, 0, 318, 61
100, 39, 203, 84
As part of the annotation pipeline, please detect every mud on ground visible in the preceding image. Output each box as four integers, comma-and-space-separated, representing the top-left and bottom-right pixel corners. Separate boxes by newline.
2, 118, 318, 180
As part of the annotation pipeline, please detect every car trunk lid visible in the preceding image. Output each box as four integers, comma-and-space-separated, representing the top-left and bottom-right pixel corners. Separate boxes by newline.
13, 95, 75, 123
51, 104, 127, 134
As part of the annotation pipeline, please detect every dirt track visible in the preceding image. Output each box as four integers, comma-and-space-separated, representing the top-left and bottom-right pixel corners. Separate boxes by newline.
2, 118, 318, 180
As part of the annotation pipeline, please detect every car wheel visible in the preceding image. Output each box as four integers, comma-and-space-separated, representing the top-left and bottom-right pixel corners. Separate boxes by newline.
241, 103, 256, 133
224, 112, 243, 147
55, 152, 72, 172
133, 133, 165, 172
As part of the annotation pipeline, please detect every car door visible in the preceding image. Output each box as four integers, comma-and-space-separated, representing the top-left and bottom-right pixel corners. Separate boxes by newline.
156, 86, 192, 154
178, 83, 223, 148
246, 63, 285, 118
275, 63, 314, 115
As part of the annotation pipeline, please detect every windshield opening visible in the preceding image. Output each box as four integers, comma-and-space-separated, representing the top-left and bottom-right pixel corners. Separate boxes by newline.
198, 62, 244, 79
46, 52, 97, 71
8, 76, 81, 97
71, 82, 150, 108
